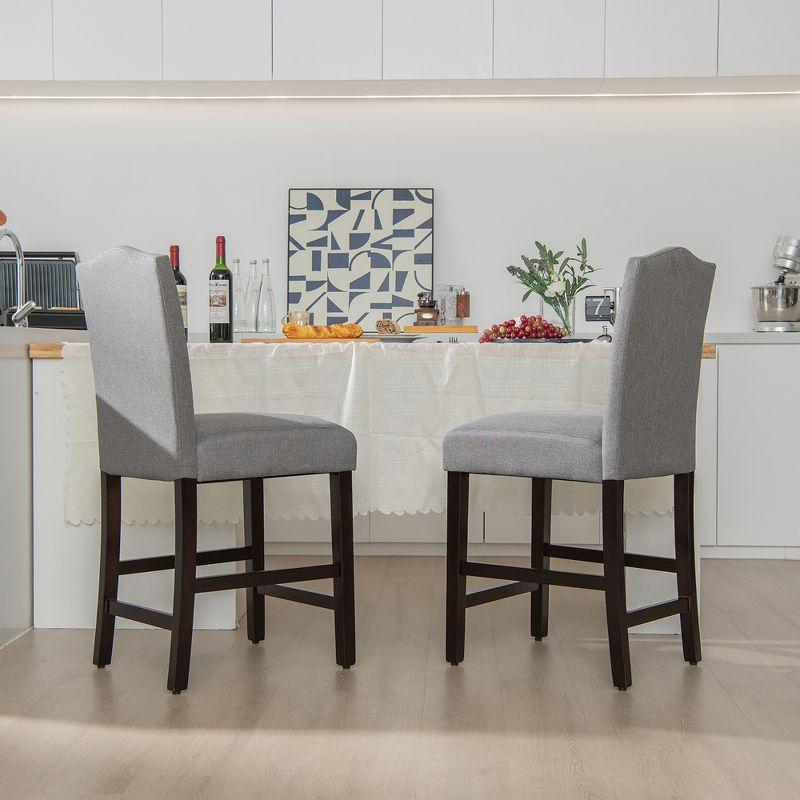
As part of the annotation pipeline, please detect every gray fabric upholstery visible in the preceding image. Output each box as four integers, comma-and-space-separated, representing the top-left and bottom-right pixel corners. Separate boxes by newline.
443, 411, 603, 482
77, 246, 197, 481
443, 247, 715, 483
603, 247, 715, 480
195, 413, 357, 483
78, 246, 357, 483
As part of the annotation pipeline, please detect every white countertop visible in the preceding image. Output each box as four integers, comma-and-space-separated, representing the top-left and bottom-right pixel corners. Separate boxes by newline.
5, 327, 799, 360
703, 331, 800, 344
0, 327, 88, 358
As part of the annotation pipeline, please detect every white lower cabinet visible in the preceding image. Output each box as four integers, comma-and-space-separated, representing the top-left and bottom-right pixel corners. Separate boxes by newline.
268, 513, 370, 543
696, 356, 718, 546
717, 344, 800, 547
370, 512, 484, 544
485, 510, 599, 545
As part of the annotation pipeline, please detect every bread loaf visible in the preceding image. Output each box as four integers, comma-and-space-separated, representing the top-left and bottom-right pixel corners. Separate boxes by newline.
282, 322, 363, 339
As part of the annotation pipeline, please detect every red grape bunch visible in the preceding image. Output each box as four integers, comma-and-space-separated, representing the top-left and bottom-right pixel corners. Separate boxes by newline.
479, 315, 565, 343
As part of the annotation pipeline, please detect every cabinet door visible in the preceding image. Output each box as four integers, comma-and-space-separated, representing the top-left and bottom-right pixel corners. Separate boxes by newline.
383, 0, 492, 80
0, 0, 53, 80
163, 0, 270, 81
719, 0, 800, 77
695, 356, 718, 547
717, 345, 800, 546
485, 511, 600, 545
494, 0, 604, 79
53, 0, 162, 80
605, 0, 718, 78
272, 0, 380, 81
369, 512, 484, 544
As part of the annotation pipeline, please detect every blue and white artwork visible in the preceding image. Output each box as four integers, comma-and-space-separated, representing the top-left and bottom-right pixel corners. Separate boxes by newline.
287, 188, 434, 330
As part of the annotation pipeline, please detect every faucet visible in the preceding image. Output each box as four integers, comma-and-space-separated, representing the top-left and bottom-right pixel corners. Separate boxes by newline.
0, 229, 35, 327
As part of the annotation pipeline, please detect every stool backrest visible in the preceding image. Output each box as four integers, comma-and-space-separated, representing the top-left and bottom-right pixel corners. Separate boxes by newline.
602, 247, 715, 480
77, 246, 197, 481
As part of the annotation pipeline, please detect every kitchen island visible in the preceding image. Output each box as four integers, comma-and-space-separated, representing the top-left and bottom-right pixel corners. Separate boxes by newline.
26, 337, 721, 635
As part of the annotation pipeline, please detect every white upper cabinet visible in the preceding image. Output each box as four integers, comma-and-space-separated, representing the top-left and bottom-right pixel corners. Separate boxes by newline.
605, 0, 718, 78
383, 0, 492, 80
719, 0, 800, 76
272, 0, 380, 81
0, 0, 53, 80
494, 0, 604, 79
53, 0, 162, 80
163, 0, 270, 81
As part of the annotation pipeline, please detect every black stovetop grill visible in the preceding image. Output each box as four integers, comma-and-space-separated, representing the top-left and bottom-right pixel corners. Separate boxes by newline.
0, 251, 81, 316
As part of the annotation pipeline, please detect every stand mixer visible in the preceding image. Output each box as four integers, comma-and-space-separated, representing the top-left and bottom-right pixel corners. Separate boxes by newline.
752, 236, 800, 332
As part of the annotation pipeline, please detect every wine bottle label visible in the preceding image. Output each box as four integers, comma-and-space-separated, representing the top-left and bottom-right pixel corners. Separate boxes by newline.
209, 280, 229, 323
177, 285, 188, 327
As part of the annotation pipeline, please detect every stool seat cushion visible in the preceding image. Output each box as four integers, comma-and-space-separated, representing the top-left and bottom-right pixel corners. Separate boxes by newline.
195, 412, 357, 483
443, 410, 603, 483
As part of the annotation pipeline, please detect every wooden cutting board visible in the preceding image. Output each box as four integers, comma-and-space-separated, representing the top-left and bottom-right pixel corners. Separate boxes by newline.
403, 325, 479, 333
241, 337, 367, 343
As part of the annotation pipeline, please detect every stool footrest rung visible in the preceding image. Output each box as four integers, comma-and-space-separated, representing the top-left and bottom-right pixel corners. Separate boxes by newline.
627, 597, 689, 628
466, 581, 538, 608
258, 584, 335, 609
462, 561, 606, 591
119, 546, 253, 575
195, 563, 339, 594
544, 544, 677, 573
107, 600, 173, 630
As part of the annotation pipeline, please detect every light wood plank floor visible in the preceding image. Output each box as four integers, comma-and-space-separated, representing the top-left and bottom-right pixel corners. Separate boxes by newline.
1, 557, 800, 800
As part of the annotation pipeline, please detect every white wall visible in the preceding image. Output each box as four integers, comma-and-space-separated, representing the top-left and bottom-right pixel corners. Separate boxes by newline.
2, 95, 797, 333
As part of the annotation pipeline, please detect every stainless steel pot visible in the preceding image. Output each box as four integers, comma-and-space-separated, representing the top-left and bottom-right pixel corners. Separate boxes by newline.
751, 283, 800, 322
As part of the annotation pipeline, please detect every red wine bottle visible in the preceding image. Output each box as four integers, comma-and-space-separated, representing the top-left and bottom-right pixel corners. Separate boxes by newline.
170, 244, 188, 337
208, 235, 232, 343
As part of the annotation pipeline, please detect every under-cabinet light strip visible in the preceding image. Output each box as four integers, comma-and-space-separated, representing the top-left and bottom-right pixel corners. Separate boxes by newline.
1, 90, 800, 100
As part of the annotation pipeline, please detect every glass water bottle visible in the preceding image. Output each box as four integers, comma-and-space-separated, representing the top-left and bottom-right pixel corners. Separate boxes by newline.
232, 258, 248, 332
245, 259, 260, 331
256, 258, 276, 333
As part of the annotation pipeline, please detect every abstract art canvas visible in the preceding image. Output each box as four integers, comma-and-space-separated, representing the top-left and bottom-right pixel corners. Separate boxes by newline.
287, 188, 434, 330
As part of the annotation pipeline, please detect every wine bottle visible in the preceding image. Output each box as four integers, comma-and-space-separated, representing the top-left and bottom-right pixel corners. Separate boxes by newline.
256, 258, 276, 333
208, 235, 232, 343
170, 244, 188, 337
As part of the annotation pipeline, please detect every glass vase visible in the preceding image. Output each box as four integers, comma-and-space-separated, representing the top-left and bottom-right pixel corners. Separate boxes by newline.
538, 296, 575, 336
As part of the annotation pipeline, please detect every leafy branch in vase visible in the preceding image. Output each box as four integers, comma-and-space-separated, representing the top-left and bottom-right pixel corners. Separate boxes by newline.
506, 238, 598, 335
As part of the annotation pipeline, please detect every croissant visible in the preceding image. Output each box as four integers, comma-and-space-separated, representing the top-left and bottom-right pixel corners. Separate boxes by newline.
282, 322, 363, 339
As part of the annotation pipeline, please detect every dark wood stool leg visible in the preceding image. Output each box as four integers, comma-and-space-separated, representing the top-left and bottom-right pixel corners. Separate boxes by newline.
167, 478, 198, 694
330, 472, 356, 668
243, 478, 266, 644
93, 472, 121, 668
531, 477, 552, 640
602, 479, 632, 690
446, 471, 469, 665
675, 472, 702, 665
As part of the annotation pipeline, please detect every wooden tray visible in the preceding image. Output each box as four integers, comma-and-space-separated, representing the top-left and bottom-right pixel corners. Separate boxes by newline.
242, 337, 365, 343
403, 325, 479, 334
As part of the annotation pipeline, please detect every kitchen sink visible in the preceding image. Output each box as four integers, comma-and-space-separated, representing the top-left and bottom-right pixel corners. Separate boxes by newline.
2, 308, 86, 329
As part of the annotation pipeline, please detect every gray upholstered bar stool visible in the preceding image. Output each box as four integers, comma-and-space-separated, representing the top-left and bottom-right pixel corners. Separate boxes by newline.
443, 247, 715, 689
77, 246, 357, 693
